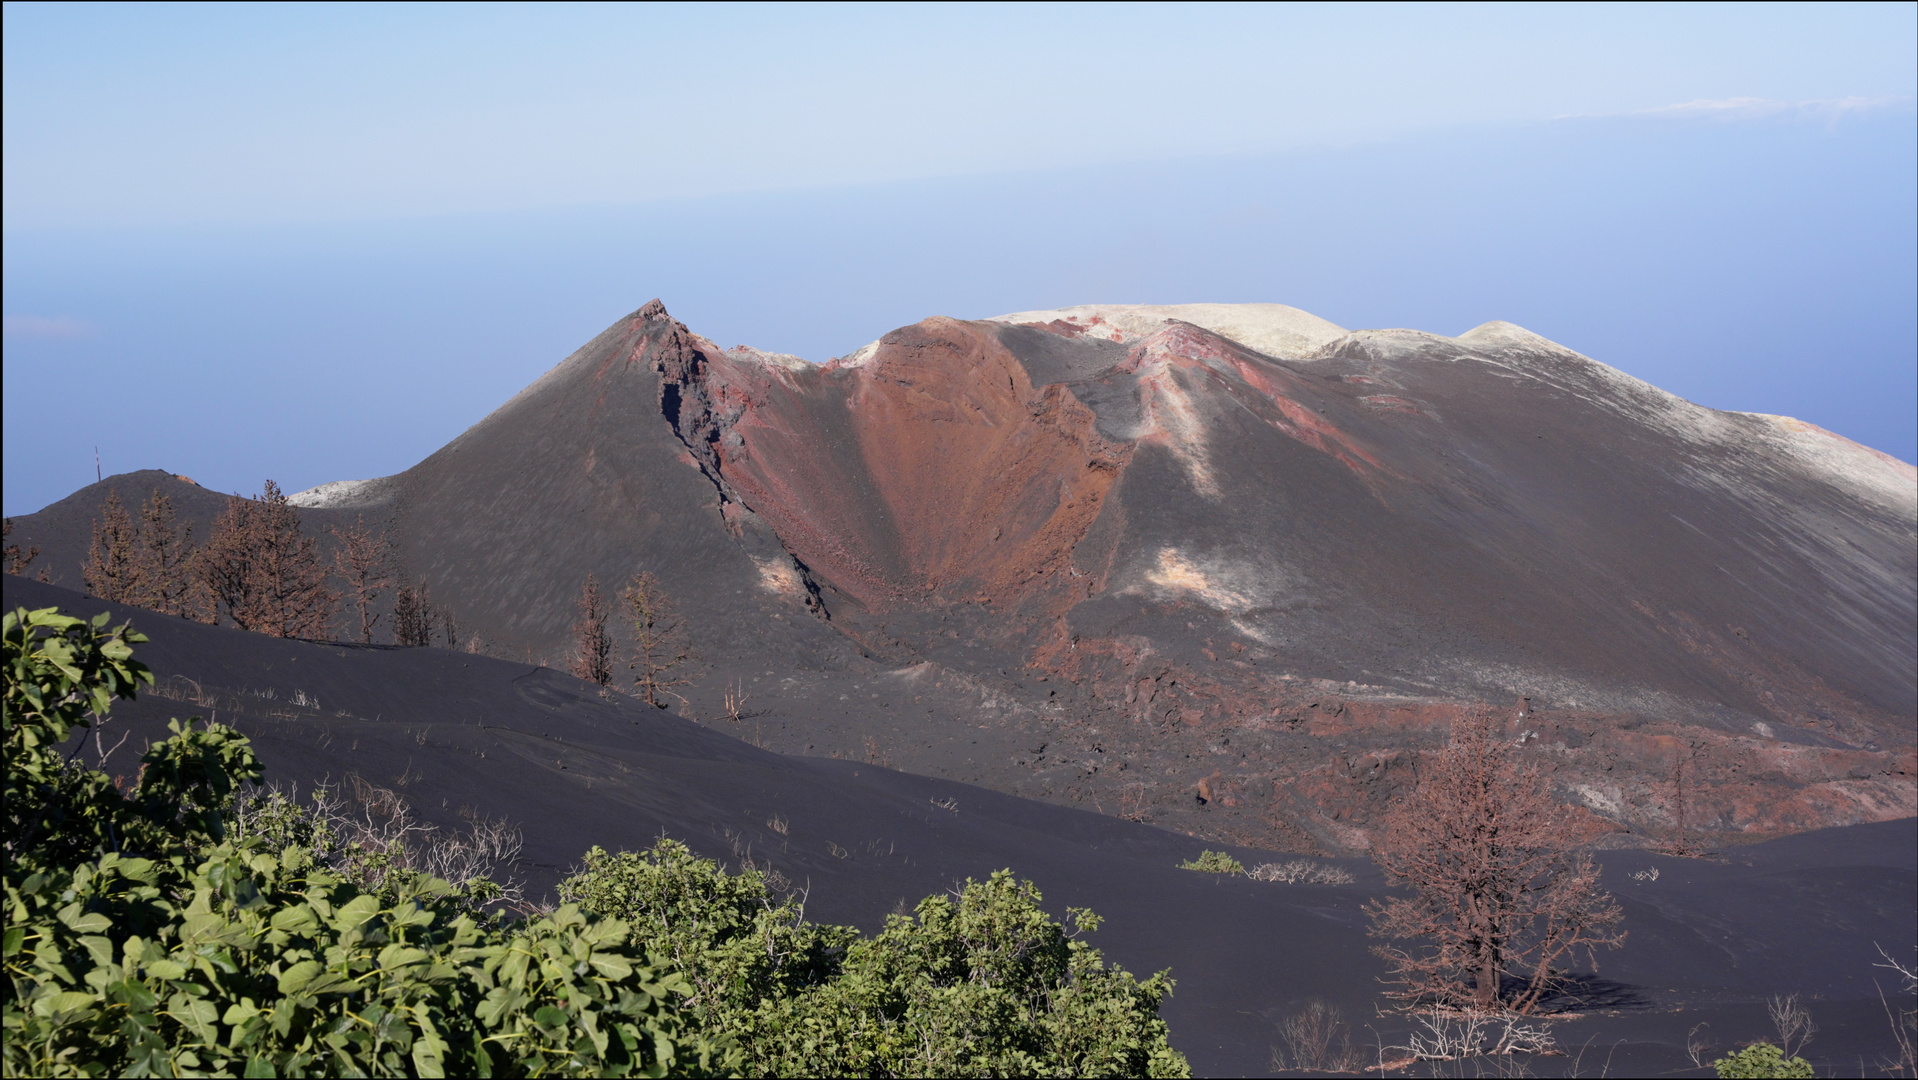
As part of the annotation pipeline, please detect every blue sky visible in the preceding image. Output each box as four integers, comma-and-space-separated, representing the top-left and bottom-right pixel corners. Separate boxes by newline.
4, 2, 1915, 515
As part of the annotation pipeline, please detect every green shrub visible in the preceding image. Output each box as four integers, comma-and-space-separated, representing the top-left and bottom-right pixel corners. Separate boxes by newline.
1178, 851, 1245, 875
5, 845, 709, 1077
563, 842, 1192, 1077
4, 604, 1189, 1077
560, 841, 854, 1026
2, 605, 723, 1078
1712, 1041, 1814, 1078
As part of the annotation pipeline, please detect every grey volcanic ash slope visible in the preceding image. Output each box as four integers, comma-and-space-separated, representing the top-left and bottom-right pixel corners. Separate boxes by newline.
12, 300, 1914, 852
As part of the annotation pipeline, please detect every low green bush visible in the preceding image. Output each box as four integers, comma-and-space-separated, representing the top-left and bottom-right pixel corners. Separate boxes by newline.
2, 604, 1191, 1077
1712, 1041, 1814, 1078
2, 605, 723, 1077
1178, 851, 1245, 875
561, 842, 1190, 1077
6, 846, 704, 1077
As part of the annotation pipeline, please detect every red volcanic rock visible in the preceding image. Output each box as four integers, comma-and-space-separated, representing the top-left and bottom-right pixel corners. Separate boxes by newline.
668, 318, 1128, 614
12, 300, 1914, 853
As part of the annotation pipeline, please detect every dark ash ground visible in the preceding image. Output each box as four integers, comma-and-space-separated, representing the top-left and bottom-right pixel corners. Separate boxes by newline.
11, 576, 1912, 1077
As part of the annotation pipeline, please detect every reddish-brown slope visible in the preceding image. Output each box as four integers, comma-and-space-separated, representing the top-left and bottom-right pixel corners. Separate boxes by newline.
693, 318, 1132, 619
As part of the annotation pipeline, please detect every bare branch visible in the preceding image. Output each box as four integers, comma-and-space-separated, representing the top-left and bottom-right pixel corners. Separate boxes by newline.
621, 570, 690, 707
567, 574, 612, 685
1366, 705, 1625, 1014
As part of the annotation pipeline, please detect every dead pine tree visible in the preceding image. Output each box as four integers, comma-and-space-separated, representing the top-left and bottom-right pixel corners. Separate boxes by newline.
247, 480, 336, 638
197, 492, 261, 627
412, 584, 462, 650
82, 489, 145, 602
567, 574, 612, 686
197, 481, 336, 637
1366, 706, 1626, 1015
130, 490, 205, 619
622, 570, 688, 708
391, 579, 433, 647
329, 515, 392, 643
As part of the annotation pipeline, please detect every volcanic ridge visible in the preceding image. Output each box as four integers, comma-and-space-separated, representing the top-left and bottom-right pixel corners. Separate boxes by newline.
11, 300, 1916, 855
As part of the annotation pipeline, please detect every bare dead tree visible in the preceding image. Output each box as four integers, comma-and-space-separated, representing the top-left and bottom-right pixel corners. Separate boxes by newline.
1657, 740, 1712, 858
248, 481, 336, 638
437, 604, 461, 651
81, 489, 144, 602
196, 481, 336, 636
130, 490, 206, 619
328, 515, 392, 643
1366, 706, 1626, 1014
721, 678, 754, 722
399, 580, 461, 650
391, 579, 432, 647
3, 518, 44, 579
1272, 999, 1361, 1073
622, 570, 688, 707
1767, 993, 1816, 1059
568, 574, 611, 686
198, 493, 261, 628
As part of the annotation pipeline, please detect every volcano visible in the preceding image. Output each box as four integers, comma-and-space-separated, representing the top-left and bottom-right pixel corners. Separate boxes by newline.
11, 300, 1915, 852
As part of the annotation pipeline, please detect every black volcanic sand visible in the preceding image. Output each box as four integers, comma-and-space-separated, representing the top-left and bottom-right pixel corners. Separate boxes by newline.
10, 578, 1914, 1076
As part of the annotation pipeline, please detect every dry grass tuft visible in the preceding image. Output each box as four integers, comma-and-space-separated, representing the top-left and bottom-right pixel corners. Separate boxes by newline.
1249, 859, 1355, 885
233, 776, 528, 912
1271, 999, 1361, 1073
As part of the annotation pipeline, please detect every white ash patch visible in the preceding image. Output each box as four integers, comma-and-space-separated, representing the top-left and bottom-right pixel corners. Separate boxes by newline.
877, 661, 939, 684
874, 660, 1034, 718
1130, 343, 1221, 497
827, 340, 882, 370
723, 344, 812, 373
753, 557, 807, 599
1228, 616, 1277, 645
1133, 547, 1258, 614
288, 478, 386, 508
1454, 320, 1570, 353
1324, 327, 1466, 363
986, 302, 1348, 360
1572, 784, 1626, 819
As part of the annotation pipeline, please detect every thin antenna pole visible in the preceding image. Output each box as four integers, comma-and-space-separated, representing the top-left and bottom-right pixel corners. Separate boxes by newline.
95, 447, 102, 483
